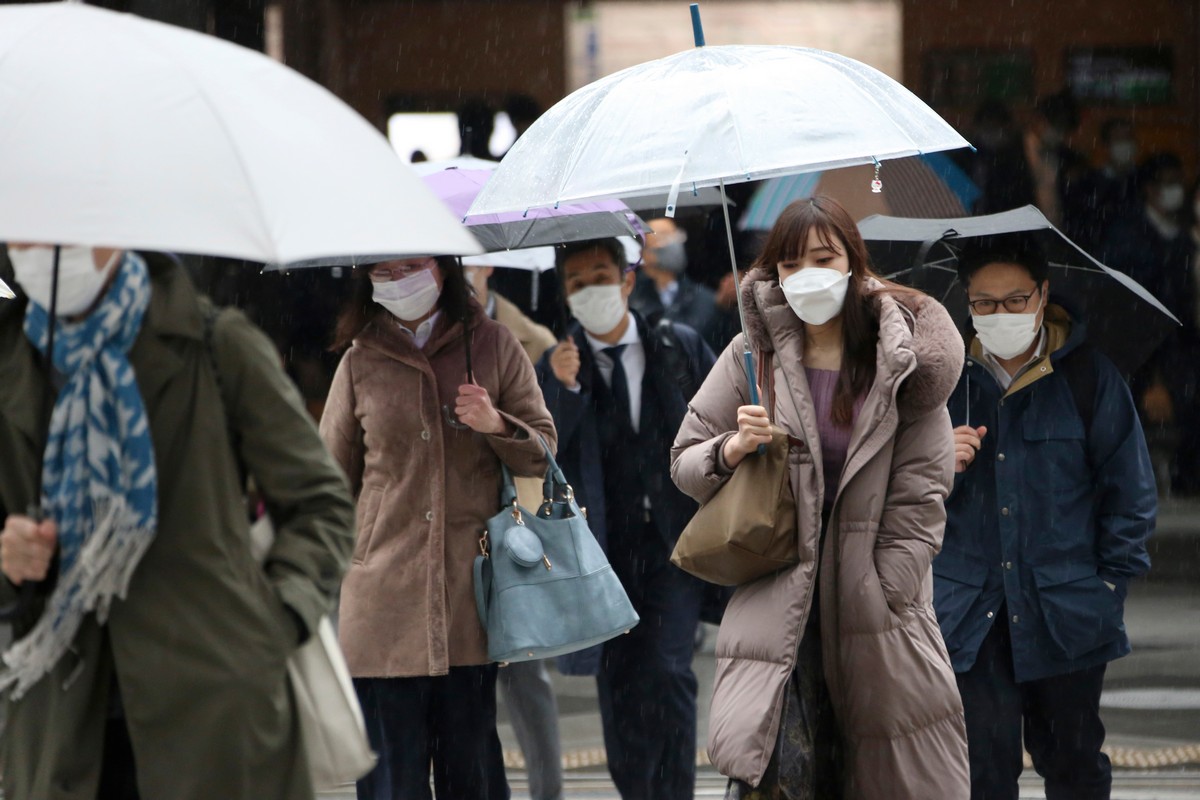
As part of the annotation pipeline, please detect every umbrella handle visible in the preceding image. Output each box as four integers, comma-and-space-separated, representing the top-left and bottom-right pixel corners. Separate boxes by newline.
1, 248, 64, 622
742, 349, 766, 456
0, 504, 48, 622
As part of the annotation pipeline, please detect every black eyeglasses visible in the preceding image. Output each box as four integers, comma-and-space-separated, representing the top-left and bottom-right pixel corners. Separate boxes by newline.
967, 286, 1041, 316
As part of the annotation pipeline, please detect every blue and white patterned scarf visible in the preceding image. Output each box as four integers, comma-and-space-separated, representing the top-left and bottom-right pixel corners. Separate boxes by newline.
1, 252, 157, 699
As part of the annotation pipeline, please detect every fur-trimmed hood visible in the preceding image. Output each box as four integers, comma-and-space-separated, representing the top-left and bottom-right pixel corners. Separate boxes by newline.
737, 267, 963, 419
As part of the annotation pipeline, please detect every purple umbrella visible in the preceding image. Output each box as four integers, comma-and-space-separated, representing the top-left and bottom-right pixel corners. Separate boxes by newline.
419, 164, 645, 252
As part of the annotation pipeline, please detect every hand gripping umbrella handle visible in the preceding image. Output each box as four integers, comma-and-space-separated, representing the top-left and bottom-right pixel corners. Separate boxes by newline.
0, 505, 47, 622
742, 349, 767, 456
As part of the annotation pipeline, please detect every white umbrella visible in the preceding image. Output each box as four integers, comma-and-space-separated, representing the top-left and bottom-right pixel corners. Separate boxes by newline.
462, 236, 642, 272
0, 2, 480, 266
470, 8, 969, 408
470, 46, 969, 218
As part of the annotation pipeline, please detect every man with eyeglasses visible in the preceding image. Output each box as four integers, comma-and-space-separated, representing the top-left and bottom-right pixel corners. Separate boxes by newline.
934, 236, 1155, 800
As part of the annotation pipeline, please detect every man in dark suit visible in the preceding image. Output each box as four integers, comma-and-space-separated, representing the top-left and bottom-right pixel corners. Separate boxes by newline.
537, 238, 715, 800
629, 217, 726, 354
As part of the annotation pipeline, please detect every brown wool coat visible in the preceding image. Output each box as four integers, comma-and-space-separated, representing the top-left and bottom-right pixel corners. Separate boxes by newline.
671, 272, 970, 798
321, 299, 557, 677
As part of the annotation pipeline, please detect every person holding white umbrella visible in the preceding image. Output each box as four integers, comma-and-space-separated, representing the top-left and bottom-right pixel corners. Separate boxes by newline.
0, 243, 356, 798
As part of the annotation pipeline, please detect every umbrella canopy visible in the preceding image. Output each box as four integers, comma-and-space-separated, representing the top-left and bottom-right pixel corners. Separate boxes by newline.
417, 164, 644, 252
0, 2, 480, 266
461, 236, 643, 272
740, 153, 978, 230
858, 205, 1179, 375
469, 44, 970, 217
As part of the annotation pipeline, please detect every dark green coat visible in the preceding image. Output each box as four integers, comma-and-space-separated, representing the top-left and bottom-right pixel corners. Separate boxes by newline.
0, 257, 354, 799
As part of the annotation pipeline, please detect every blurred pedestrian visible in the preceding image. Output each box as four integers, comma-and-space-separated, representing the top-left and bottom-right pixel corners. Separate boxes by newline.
1100, 152, 1196, 489
956, 99, 1036, 215
1025, 90, 1089, 229
708, 267, 748, 353
464, 263, 565, 800
940, 236, 1155, 799
672, 196, 969, 799
629, 217, 724, 353
503, 93, 543, 147
537, 238, 715, 800
0, 245, 355, 799
458, 99, 496, 160
1068, 118, 1141, 253
321, 256, 557, 800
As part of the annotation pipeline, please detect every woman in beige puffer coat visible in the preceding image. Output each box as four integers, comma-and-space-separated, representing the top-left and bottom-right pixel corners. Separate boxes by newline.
672, 197, 969, 799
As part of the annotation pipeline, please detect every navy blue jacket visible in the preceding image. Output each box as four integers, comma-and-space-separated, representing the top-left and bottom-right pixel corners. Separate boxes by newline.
536, 312, 716, 674
629, 273, 725, 354
935, 307, 1155, 683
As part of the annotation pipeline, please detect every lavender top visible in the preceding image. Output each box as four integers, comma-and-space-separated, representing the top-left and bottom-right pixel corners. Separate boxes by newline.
805, 367, 863, 512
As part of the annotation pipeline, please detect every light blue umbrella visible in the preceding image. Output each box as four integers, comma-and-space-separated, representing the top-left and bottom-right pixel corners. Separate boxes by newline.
740, 153, 980, 230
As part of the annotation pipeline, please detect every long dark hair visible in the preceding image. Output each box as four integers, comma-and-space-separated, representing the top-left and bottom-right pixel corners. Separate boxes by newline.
752, 195, 914, 426
331, 256, 472, 352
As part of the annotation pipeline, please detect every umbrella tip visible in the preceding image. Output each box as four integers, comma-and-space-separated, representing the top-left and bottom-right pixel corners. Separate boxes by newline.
690, 4, 706, 47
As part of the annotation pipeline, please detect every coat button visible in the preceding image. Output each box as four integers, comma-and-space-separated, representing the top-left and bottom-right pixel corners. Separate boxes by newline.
1004, 561, 1013, 570
997, 453, 1006, 462
425, 511, 433, 521
421, 430, 431, 441
999, 399, 1005, 407
1001, 507, 1010, 516
986, 611, 994, 619
1012, 614, 1020, 623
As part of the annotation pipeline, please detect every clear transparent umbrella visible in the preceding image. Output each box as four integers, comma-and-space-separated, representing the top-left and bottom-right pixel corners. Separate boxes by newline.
470, 4, 970, 406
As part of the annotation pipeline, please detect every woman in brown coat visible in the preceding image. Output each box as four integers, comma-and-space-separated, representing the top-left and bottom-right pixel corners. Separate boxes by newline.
320, 255, 557, 800
671, 197, 970, 799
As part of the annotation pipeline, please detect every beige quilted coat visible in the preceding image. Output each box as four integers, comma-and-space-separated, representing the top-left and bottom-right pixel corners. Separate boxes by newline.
671, 271, 970, 798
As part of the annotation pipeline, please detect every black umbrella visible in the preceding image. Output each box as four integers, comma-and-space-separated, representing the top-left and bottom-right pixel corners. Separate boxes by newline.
857, 205, 1180, 376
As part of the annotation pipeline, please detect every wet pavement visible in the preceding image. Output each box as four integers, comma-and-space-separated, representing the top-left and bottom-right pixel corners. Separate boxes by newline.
319, 556, 1200, 799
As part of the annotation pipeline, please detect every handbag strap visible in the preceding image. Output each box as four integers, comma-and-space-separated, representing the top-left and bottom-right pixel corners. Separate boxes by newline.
496, 435, 572, 507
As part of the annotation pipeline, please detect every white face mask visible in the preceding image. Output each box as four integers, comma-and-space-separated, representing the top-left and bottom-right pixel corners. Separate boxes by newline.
10, 245, 119, 317
372, 268, 441, 322
567, 284, 627, 335
1109, 140, 1136, 169
1158, 184, 1186, 213
780, 268, 850, 326
972, 291, 1044, 360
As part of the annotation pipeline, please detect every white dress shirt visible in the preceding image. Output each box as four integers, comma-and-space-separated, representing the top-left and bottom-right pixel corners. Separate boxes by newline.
658, 279, 680, 309
583, 312, 645, 433
397, 311, 440, 350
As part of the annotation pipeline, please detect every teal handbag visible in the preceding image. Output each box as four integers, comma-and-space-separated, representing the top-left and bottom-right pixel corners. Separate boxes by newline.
473, 441, 639, 663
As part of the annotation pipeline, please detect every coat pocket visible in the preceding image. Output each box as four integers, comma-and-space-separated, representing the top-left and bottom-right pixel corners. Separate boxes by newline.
1022, 411, 1089, 496
1033, 561, 1124, 661
351, 485, 384, 565
932, 550, 987, 654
